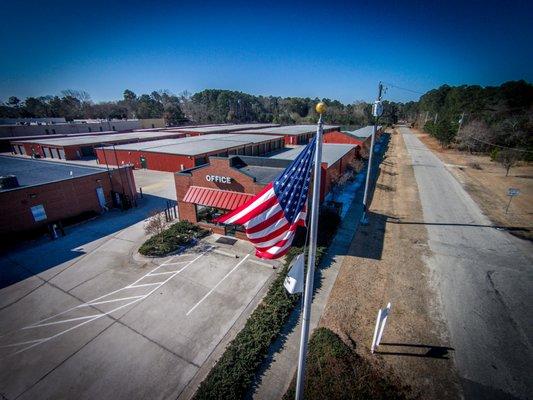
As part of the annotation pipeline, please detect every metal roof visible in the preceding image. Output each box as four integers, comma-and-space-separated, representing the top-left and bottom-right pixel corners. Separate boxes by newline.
172, 123, 279, 133
238, 165, 284, 184
341, 125, 381, 138
13, 131, 183, 147
104, 133, 284, 156
270, 143, 355, 166
183, 186, 253, 210
0, 156, 107, 191
235, 124, 340, 135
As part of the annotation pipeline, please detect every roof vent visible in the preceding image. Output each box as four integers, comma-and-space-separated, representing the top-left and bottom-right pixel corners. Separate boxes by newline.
0, 175, 19, 190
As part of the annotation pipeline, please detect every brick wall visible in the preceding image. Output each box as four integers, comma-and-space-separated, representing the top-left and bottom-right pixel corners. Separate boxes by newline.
0, 166, 136, 235
175, 158, 264, 224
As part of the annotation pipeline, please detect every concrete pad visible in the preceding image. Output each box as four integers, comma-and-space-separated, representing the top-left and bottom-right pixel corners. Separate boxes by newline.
0, 283, 83, 336
50, 237, 135, 292
120, 256, 274, 367
179, 252, 247, 289
0, 288, 114, 399
0, 274, 44, 310
18, 322, 197, 400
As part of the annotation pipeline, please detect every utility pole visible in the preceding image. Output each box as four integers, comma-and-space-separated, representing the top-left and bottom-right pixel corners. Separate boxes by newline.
361, 82, 383, 225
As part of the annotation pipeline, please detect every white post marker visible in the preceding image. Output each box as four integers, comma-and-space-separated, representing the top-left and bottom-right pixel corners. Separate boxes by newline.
371, 302, 391, 353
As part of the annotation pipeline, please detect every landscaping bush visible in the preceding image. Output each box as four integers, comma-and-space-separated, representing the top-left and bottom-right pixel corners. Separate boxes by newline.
139, 220, 209, 257
193, 245, 326, 400
283, 327, 411, 400
193, 208, 336, 400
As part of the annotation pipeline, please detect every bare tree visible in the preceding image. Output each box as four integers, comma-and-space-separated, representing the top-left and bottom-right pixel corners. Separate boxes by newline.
61, 89, 92, 104
497, 149, 520, 176
456, 120, 494, 153
144, 210, 166, 239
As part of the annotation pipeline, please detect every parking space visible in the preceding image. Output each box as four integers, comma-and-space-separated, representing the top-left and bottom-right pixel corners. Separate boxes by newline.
0, 213, 277, 399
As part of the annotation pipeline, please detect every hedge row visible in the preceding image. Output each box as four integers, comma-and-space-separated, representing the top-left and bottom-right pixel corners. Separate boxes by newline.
283, 327, 410, 400
138, 220, 209, 257
193, 209, 340, 400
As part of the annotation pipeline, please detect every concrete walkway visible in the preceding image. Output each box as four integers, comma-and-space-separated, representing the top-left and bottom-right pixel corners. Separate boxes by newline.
249, 136, 389, 399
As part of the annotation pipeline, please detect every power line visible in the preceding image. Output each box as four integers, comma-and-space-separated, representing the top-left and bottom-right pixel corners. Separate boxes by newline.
381, 82, 426, 96
468, 136, 533, 153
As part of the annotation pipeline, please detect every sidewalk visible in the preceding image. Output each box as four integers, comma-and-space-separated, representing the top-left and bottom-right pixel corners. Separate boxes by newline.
249, 135, 389, 399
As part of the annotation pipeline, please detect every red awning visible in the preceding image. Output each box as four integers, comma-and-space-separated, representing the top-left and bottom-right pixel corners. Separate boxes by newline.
183, 186, 254, 210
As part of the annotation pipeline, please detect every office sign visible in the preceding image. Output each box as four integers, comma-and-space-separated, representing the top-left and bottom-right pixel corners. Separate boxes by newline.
206, 175, 232, 184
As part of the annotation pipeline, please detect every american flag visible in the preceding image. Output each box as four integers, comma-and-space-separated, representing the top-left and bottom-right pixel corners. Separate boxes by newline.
216, 138, 316, 259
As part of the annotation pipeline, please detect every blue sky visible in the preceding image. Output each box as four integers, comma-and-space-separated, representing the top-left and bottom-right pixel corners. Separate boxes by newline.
1, 0, 531, 103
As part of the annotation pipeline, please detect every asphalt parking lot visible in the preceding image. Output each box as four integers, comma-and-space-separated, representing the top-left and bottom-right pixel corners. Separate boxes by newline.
0, 167, 278, 400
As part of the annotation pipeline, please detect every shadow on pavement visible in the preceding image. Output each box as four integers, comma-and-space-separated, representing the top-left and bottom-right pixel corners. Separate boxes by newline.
0, 193, 171, 290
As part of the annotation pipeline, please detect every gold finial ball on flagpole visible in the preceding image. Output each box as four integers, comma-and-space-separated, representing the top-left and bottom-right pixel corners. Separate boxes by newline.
315, 101, 327, 114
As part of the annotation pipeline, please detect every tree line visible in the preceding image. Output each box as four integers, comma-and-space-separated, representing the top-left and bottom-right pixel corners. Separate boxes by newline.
0, 89, 186, 125
1, 89, 410, 129
408, 80, 532, 162
1, 81, 530, 158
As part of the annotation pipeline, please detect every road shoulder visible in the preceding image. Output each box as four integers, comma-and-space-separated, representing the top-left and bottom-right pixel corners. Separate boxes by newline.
319, 129, 461, 399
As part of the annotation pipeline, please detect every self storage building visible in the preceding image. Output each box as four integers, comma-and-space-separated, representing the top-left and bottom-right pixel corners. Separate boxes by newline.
168, 123, 279, 136
324, 125, 383, 148
95, 133, 285, 172
11, 131, 188, 160
235, 124, 341, 145
0, 156, 136, 237
174, 143, 357, 238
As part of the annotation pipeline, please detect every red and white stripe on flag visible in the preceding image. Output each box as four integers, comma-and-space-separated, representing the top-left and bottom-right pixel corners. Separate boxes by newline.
216, 137, 316, 259
216, 183, 306, 259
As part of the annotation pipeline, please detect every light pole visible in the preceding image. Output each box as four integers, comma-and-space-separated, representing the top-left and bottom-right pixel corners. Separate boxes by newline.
361, 82, 383, 225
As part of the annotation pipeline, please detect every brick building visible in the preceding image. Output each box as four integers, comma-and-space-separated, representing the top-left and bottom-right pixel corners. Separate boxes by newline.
174, 143, 357, 238
96, 134, 285, 172
11, 131, 187, 160
0, 156, 136, 236
235, 125, 341, 145
324, 125, 383, 151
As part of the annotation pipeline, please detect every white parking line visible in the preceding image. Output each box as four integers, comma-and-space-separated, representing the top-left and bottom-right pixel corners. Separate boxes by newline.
1, 247, 213, 355
186, 254, 250, 316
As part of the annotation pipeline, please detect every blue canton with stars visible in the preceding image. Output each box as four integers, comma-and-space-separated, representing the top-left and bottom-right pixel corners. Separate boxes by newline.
273, 137, 316, 224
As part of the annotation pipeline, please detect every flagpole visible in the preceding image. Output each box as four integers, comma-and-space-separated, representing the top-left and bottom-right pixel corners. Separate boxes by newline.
295, 102, 326, 400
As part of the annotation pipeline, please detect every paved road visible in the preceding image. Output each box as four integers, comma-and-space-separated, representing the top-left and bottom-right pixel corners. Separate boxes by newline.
400, 127, 533, 400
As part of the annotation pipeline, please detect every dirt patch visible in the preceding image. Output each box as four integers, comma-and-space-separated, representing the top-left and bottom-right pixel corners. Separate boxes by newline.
319, 130, 461, 399
414, 130, 533, 241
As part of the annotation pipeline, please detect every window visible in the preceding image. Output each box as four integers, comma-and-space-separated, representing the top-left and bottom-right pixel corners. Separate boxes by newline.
195, 157, 207, 166
196, 205, 223, 224
100, 127, 103, 132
